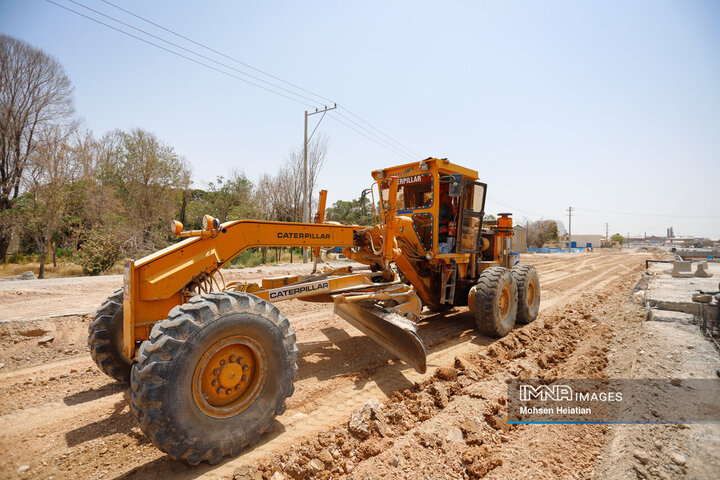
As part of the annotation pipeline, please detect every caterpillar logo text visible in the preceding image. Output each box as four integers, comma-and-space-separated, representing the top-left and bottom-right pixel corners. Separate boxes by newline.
267, 280, 330, 300
276, 232, 331, 239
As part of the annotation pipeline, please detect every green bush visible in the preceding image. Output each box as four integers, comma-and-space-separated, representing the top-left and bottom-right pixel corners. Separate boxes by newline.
75, 228, 122, 275
56, 247, 74, 257
7, 252, 32, 264
228, 249, 264, 268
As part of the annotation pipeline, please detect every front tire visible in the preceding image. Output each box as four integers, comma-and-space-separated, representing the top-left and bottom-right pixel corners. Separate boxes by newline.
468, 267, 518, 337
88, 288, 132, 383
130, 292, 298, 465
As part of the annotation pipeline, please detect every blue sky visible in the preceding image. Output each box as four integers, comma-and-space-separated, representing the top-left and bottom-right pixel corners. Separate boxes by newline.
2, 0, 719, 238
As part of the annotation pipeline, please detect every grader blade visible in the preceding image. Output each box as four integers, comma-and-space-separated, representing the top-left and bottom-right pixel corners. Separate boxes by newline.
333, 286, 427, 374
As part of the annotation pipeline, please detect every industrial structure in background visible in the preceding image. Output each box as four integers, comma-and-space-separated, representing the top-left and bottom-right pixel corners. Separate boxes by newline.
561, 234, 604, 249
88, 158, 541, 465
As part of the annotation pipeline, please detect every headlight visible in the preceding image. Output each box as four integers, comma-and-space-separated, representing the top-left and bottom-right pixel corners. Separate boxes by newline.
202, 215, 219, 231
171, 220, 183, 236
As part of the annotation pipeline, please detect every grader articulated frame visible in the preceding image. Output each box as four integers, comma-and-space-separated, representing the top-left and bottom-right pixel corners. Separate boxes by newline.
89, 157, 540, 464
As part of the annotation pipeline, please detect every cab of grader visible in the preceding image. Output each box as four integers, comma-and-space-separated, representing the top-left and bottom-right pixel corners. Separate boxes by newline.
88, 157, 540, 464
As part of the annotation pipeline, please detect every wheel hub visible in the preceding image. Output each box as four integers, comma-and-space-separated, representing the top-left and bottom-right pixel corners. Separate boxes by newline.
499, 286, 510, 317
193, 336, 267, 418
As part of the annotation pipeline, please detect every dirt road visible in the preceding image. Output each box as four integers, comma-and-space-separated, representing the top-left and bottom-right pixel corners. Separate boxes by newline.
2, 250, 714, 479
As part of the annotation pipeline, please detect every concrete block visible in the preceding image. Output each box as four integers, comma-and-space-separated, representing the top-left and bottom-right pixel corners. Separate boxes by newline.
695, 262, 713, 278
671, 261, 694, 278
648, 309, 695, 325
692, 293, 714, 303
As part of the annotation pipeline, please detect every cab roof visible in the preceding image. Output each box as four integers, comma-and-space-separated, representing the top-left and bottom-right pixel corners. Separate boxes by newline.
371, 157, 479, 181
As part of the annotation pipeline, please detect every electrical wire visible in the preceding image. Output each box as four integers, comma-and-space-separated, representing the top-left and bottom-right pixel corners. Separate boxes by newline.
46, 0, 424, 163
333, 110, 420, 161
573, 206, 720, 219
98, 0, 422, 160
326, 114, 417, 162
99, 0, 338, 106
485, 194, 549, 218
338, 107, 422, 159
61, 0, 325, 108
46, 0, 322, 108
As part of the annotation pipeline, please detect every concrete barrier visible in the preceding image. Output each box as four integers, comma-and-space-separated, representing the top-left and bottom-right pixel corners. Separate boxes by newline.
695, 261, 713, 278
671, 261, 694, 278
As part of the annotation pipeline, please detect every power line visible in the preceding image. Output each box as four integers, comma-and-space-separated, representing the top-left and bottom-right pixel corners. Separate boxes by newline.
45, 0, 321, 108
332, 111, 420, 161
573, 206, 720, 219
485, 195, 550, 218
338, 107, 422, 159
47, 0, 426, 165
90, 0, 422, 164
99, 0, 422, 160
99, 0, 338, 106
61, 0, 326, 108
326, 114, 416, 162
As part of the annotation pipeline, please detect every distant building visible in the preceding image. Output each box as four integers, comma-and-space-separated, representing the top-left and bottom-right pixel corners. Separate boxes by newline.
511, 226, 528, 253
559, 234, 603, 249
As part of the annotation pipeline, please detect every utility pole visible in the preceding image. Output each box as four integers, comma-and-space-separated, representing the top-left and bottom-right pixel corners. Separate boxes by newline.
567, 207, 573, 249
605, 223, 609, 241
302, 104, 337, 263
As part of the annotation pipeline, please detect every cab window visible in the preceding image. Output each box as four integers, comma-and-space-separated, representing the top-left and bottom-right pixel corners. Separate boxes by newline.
463, 183, 485, 213
381, 174, 433, 210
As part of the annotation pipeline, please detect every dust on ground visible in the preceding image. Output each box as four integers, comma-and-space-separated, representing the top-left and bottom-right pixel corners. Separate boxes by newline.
1, 251, 718, 479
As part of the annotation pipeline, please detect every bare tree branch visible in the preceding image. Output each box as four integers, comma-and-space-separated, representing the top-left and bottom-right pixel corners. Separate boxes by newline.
0, 34, 74, 260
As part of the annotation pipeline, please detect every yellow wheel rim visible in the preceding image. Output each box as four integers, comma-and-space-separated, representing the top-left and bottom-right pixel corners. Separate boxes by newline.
499, 286, 510, 318
527, 281, 536, 308
192, 335, 267, 418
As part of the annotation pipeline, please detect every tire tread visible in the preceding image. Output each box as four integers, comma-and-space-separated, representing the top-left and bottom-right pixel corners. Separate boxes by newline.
130, 291, 296, 465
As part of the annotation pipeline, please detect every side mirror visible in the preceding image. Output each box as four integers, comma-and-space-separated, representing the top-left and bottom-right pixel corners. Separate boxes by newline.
360, 189, 370, 214
448, 173, 463, 197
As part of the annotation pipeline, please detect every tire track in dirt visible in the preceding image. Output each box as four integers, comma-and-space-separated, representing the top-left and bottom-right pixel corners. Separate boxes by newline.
119, 253, 651, 480
0, 252, 652, 480
218, 253, 651, 480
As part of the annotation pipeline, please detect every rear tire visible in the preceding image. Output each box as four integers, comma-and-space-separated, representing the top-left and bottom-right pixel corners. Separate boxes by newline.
468, 267, 518, 337
130, 292, 298, 465
512, 264, 540, 324
88, 288, 132, 383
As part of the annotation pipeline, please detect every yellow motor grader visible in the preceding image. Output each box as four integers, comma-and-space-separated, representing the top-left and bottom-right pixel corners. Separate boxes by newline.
89, 157, 540, 464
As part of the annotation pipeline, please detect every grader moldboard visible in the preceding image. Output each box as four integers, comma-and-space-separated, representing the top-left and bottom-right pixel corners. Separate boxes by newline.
89, 157, 540, 464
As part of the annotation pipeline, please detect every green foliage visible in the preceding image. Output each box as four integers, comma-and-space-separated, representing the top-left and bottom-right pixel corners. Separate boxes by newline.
228, 249, 265, 268
56, 247, 74, 257
7, 252, 34, 264
185, 171, 256, 228
527, 219, 559, 248
95, 128, 192, 252
611, 233, 626, 244
326, 196, 375, 226
75, 227, 122, 275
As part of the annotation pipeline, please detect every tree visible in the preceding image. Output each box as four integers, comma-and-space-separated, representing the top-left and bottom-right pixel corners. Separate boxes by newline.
254, 134, 329, 224
527, 219, 559, 248
98, 128, 192, 253
326, 197, 375, 225
19, 122, 82, 278
185, 170, 255, 228
0, 34, 74, 260
611, 233, 626, 245
286, 134, 329, 221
